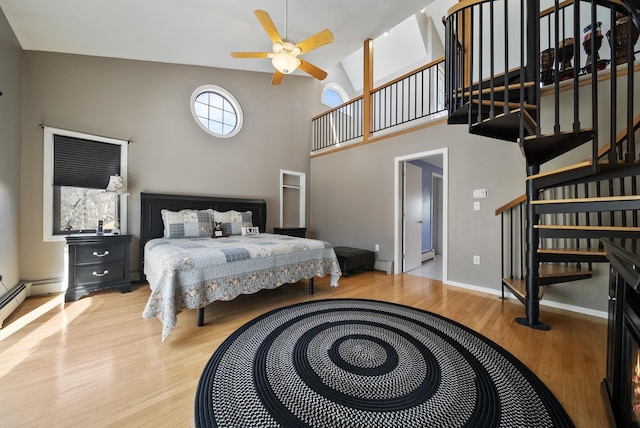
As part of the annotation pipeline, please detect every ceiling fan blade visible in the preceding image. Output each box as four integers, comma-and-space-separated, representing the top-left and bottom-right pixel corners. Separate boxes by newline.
295, 29, 334, 54
299, 59, 328, 81
272, 70, 284, 85
231, 51, 271, 58
254, 10, 283, 44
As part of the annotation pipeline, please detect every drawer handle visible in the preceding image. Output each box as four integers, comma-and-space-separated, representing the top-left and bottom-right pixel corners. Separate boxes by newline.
92, 270, 109, 277
92, 250, 110, 257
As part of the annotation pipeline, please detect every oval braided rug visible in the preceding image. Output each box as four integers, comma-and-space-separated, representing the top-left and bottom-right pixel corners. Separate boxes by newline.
195, 299, 574, 427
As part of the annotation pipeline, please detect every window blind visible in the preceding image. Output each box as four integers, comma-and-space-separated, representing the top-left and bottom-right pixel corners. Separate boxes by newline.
53, 134, 121, 189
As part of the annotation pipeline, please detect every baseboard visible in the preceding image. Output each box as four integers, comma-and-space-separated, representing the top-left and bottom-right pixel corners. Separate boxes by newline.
374, 259, 393, 274
0, 282, 32, 328
444, 279, 608, 319
422, 250, 435, 262
30, 278, 64, 296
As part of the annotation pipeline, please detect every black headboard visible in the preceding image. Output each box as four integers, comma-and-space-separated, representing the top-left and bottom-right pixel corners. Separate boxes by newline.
139, 192, 267, 278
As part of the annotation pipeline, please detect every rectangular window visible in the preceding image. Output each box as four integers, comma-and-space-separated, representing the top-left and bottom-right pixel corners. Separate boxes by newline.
43, 127, 128, 241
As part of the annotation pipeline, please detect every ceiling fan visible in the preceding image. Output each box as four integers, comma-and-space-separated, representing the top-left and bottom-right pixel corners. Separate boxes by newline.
231, 2, 334, 85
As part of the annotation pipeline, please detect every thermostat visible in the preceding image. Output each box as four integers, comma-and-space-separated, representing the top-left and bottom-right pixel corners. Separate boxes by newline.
473, 189, 489, 199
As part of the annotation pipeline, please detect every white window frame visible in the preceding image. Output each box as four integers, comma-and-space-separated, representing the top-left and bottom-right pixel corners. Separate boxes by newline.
190, 84, 244, 138
321, 83, 349, 108
43, 126, 129, 242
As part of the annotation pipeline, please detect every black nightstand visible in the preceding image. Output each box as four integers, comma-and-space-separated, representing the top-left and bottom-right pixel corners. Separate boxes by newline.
65, 234, 132, 302
273, 227, 307, 238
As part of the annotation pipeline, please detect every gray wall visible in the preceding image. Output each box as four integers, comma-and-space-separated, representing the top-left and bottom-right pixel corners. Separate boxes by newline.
3, 23, 620, 314
0, 8, 22, 289
309, 120, 609, 313
20, 51, 324, 286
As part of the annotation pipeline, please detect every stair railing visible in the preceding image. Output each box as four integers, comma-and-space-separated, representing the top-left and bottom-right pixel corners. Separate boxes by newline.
448, 0, 639, 329
311, 58, 446, 152
496, 121, 640, 311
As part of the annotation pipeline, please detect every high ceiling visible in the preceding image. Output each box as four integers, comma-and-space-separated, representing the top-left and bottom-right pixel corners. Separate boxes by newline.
0, 0, 441, 79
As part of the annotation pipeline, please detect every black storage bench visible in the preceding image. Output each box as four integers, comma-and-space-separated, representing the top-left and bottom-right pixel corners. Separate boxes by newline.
333, 246, 375, 277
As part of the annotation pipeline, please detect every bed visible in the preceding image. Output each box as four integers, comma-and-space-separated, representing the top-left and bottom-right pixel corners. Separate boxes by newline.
139, 192, 341, 340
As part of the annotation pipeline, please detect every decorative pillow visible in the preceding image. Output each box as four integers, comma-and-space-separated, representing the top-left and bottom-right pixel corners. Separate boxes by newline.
161, 209, 214, 238
212, 210, 253, 236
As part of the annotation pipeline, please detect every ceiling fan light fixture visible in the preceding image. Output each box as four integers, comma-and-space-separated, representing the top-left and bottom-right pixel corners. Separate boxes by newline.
271, 52, 301, 74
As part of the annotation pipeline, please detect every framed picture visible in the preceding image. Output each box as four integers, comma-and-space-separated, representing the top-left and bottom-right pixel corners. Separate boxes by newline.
241, 226, 260, 236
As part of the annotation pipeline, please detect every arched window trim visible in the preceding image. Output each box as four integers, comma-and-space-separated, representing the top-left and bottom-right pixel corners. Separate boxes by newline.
321, 83, 349, 108
190, 84, 244, 138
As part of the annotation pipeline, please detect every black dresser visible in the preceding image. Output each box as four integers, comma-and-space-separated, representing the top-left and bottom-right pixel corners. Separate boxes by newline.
65, 234, 132, 302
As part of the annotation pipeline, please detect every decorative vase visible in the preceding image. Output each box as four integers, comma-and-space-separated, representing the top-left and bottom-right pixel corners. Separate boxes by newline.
607, 12, 640, 66
583, 22, 603, 72
540, 48, 555, 85
557, 38, 574, 72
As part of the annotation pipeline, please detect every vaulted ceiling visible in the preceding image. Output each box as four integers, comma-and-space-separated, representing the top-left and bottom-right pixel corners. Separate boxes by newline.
0, 0, 453, 87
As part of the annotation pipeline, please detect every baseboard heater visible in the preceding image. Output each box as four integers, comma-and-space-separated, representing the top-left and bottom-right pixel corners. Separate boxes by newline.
0, 282, 29, 328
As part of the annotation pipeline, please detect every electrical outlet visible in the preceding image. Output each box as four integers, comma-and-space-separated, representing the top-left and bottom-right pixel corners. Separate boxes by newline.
375, 244, 380, 252
473, 255, 480, 265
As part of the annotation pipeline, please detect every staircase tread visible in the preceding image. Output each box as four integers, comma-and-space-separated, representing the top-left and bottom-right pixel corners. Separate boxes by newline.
520, 129, 596, 166
537, 247, 607, 256
526, 161, 593, 181
520, 128, 594, 142
455, 82, 536, 97
469, 108, 537, 142
470, 99, 537, 110
535, 224, 640, 232
476, 108, 536, 130
538, 263, 593, 277
502, 278, 546, 300
531, 195, 640, 204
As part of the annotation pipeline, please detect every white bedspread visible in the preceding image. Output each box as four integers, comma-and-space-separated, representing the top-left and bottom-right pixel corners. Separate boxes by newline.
142, 233, 341, 340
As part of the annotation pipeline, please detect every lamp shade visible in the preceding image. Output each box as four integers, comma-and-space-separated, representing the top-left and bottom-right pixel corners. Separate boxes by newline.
105, 175, 127, 194
271, 52, 301, 74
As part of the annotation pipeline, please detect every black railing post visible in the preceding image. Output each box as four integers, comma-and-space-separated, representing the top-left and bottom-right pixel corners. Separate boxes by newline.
525, 0, 540, 136
517, 164, 550, 330
627, 14, 636, 162
501, 212, 505, 299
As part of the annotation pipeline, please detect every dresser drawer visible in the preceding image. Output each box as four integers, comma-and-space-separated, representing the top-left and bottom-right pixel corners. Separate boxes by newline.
74, 262, 126, 286
65, 234, 132, 301
75, 243, 126, 264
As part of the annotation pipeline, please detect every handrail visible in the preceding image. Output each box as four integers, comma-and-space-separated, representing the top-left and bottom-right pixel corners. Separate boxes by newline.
311, 95, 363, 122
446, 0, 491, 18
495, 113, 640, 216
540, 0, 574, 18
495, 195, 527, 216
373, 57, 445, 92
593, 114, 640, 161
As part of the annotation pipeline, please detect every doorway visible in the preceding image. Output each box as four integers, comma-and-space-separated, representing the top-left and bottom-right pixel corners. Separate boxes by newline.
394, 148, 448, 281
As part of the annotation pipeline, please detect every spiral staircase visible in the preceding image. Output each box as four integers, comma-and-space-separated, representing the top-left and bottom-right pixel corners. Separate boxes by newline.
445, 0, 640, 329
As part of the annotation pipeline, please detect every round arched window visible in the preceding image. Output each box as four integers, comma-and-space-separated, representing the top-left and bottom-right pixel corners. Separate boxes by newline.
322, 83, 349, 108
190, 85, 244, 138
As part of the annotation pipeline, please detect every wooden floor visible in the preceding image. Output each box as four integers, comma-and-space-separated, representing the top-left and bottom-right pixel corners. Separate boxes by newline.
0, 272, 607, 427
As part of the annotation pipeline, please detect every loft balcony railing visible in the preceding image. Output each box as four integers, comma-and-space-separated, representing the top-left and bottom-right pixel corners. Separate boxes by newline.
311, 58, 446, 152
372, 59, 446, 133
312, 97, 364, 152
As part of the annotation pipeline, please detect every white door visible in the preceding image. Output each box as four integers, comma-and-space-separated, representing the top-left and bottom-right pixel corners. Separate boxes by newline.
403, 162, 423, 272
